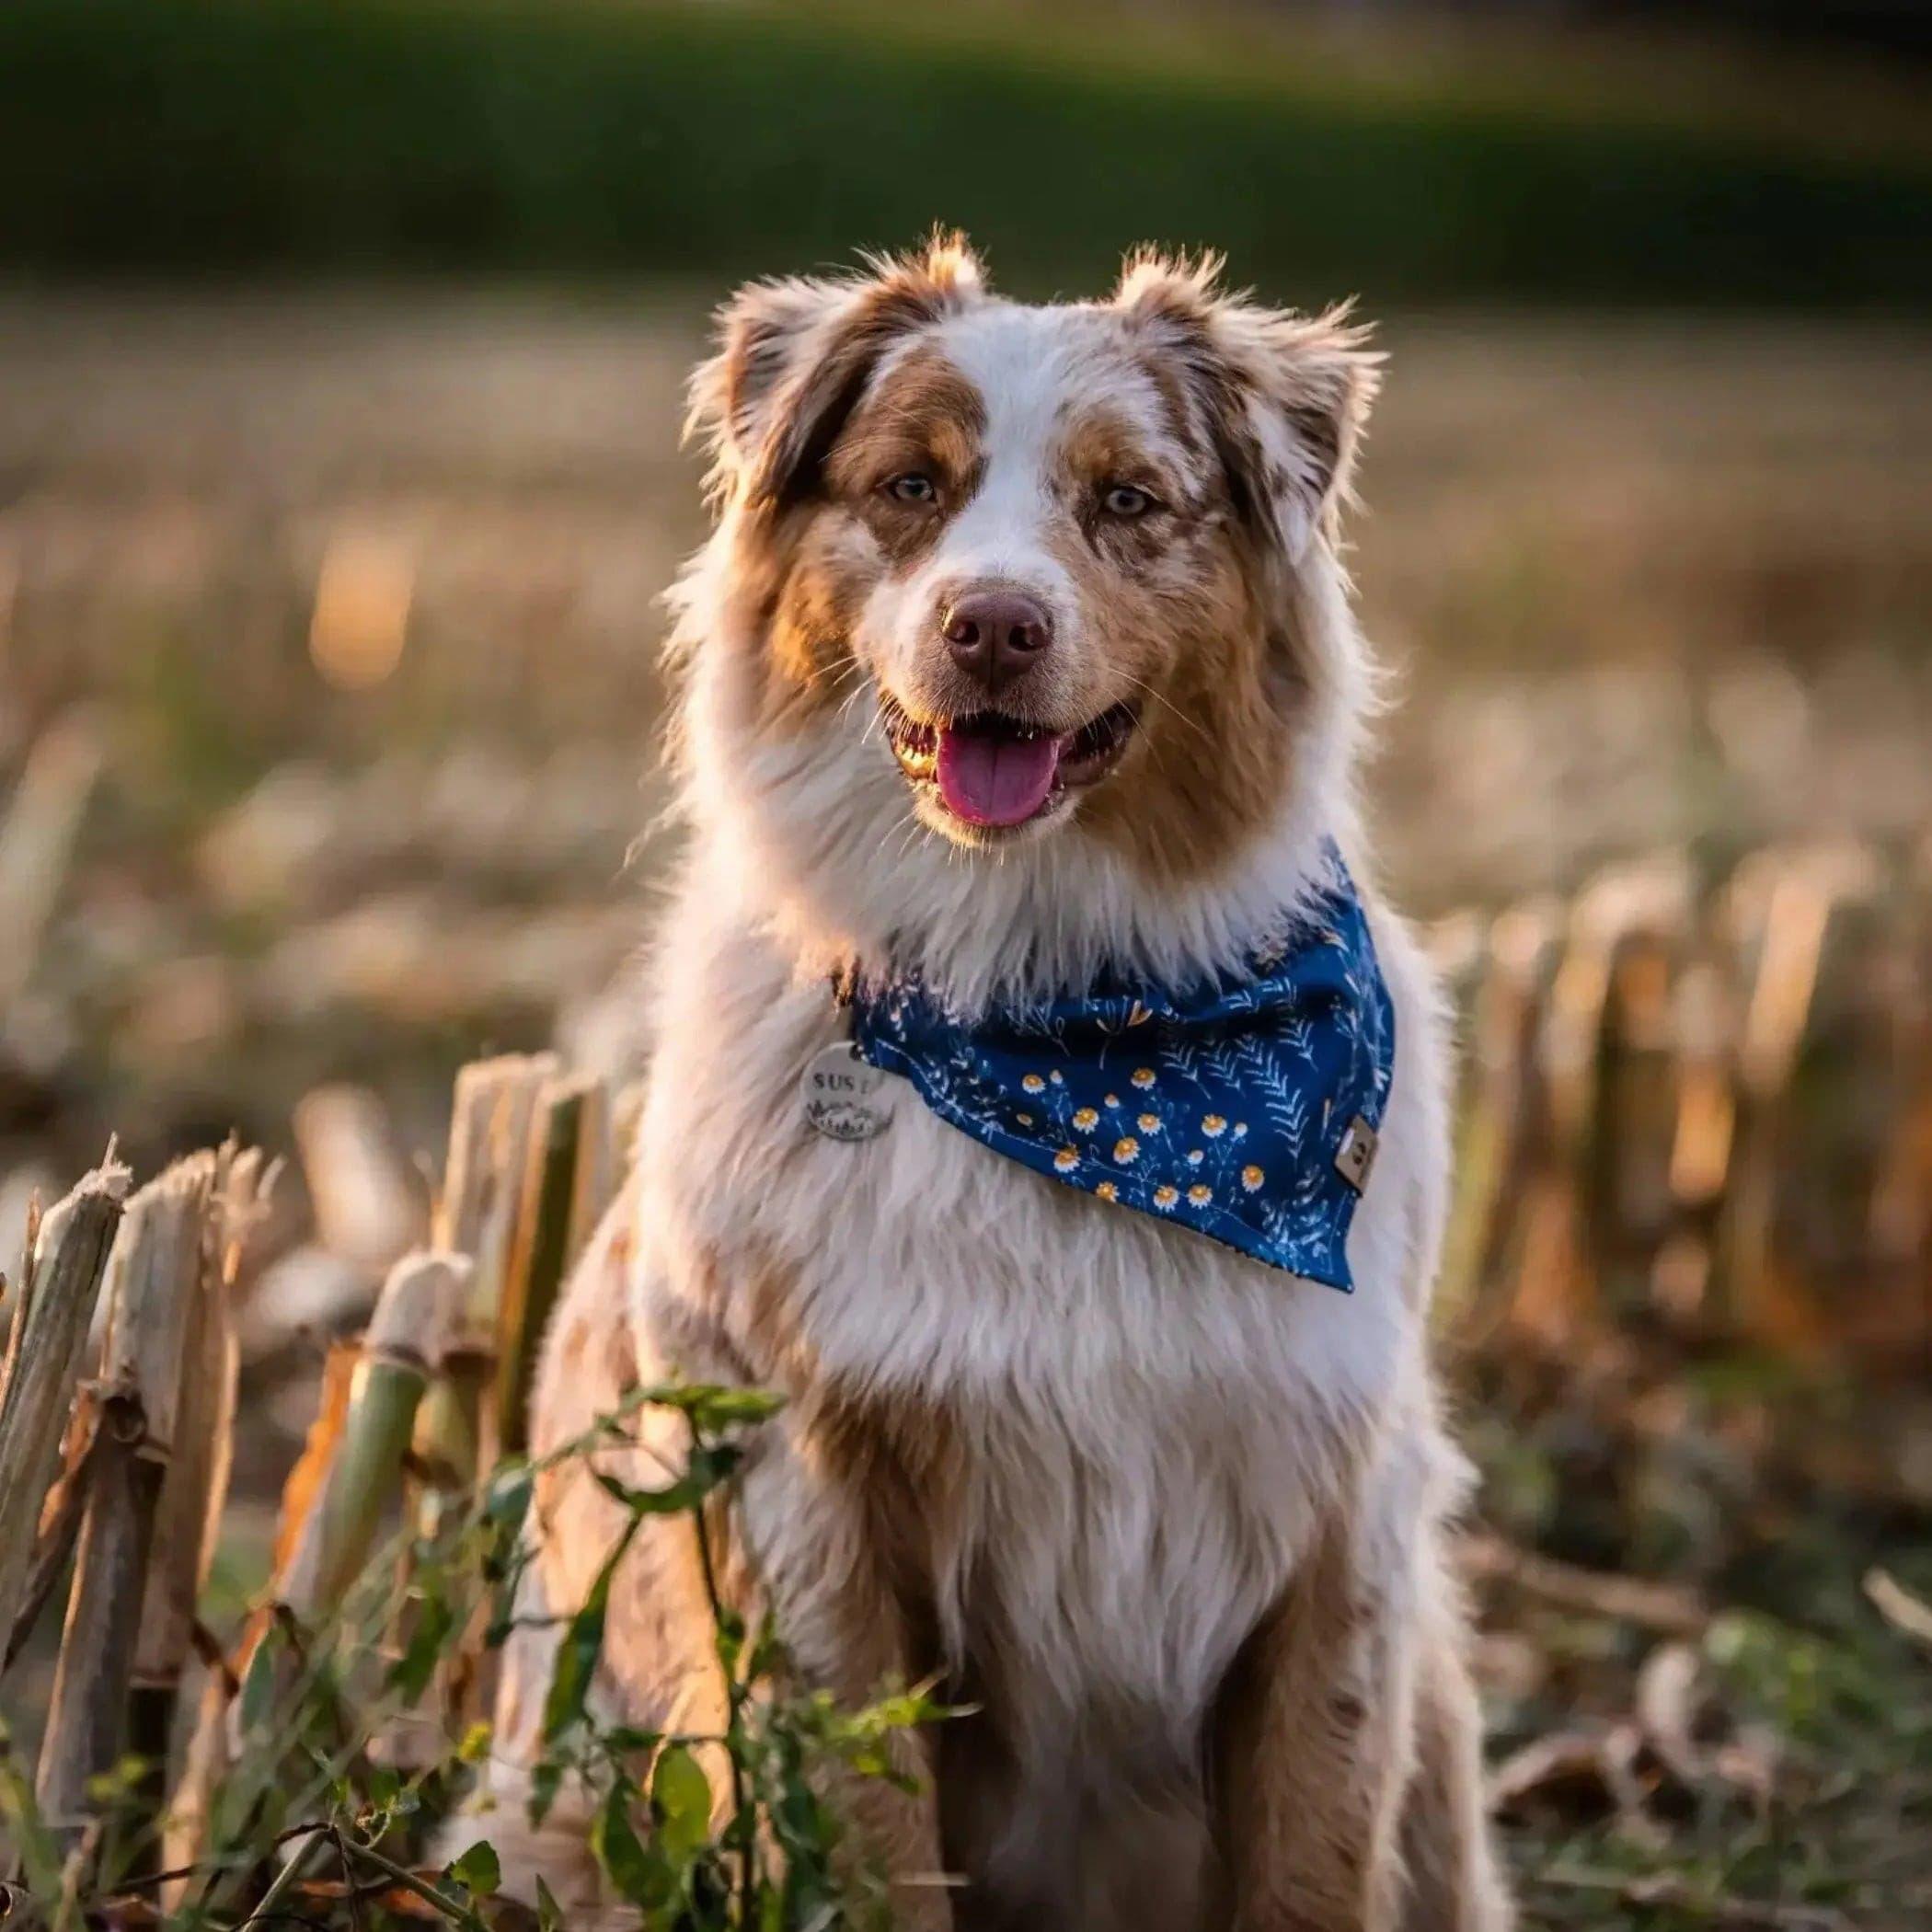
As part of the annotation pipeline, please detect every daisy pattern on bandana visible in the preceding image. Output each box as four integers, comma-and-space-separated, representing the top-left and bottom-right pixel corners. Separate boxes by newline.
848, 844, 1395, 1292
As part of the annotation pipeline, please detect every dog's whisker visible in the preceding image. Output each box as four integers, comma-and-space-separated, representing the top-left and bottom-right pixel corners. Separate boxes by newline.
1112, 670, 1213, 749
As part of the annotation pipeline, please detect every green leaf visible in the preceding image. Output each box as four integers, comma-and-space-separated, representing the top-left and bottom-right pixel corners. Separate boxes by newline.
236, 1636, 280, 1734
483, 1458, 535, 1529
746, 1613, 787, 1680
386, 1590, 456, 1701
528, 1757, 563, 1828
651, 1743, 713, 1860
542, 1516, 640, 1743
447, 1838, 500, 1898
591, 1466, 715, 1516
535, 1876, 564, 1932
638, 1381, 787, 1430
591, 1776, 666, 1908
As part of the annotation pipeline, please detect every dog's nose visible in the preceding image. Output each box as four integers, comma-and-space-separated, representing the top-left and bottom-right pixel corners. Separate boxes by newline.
943, 590, 1053, 693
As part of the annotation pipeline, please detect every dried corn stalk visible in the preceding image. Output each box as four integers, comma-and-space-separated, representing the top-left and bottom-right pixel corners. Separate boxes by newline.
0, 1156, 129, 1665
126, 1147, 259, 1858
498, 1072, 610, 1454
276, 1250, 467, 1617
165, 1250, 463, 1894
36, 1156, 213, 1849
293, 1083, 424, 1271
415, 1053, 557, 1489
0, 711, 103, 1015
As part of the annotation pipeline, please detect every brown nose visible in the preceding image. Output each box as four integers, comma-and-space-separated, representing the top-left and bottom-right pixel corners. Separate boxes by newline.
943, 590, 1052, 693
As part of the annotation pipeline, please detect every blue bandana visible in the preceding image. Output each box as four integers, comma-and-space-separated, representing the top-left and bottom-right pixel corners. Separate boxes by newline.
849, 852, 1395, 1291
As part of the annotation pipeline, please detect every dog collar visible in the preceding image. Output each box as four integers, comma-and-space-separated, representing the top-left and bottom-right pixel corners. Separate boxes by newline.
845, 845, 1395, 1291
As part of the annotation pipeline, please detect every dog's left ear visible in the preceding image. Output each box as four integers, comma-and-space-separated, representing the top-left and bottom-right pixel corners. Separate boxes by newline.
1115, 251, 1380, 564
687, 234, 986, 512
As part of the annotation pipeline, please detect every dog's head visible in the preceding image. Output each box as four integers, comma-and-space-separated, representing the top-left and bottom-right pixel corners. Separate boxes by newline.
677, 236, 1377, 973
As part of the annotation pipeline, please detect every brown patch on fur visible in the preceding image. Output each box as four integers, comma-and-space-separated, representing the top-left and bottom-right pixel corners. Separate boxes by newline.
1053, 403, 1195, 581
716, 1243, 816, 1393
827, 342, 988, 564
1067, 530, 1301, 888
712, 497, 876, 734
686, 232, 986, 508
1209, 1516, 1511, 1932
731, 1365, 957, 1926
799, 1380, 960, 1675
764, 517, 870, 726
1113, 247, 1379, 550
742, 241, 984, 512
1055, 407, 1173, 502
703, 252, 999, 736
1209, 1519, 1410, 1932
798, 1377, 1051, 1926
673, 1251, 980, 1846
1397, 1624, 1515, 1930
747, 284, 950, 512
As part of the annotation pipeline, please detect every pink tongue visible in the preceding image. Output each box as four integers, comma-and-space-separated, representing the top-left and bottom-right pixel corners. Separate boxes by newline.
936, 729, 1064, 828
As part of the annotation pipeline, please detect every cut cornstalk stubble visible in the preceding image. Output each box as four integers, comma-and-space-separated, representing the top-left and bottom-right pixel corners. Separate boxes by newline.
128, 1145, 261, 1872
35, 1155, 213, 1851
275, 1248, 470, 1619
0, 1156, 130, 1673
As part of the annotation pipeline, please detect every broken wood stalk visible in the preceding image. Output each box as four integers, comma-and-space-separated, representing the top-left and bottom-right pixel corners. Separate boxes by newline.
276, 1249, 466, 1617
35, 1156, 213, 1854
498, 1075, 602, 1454
414, 1053, 556, 1494
0, 1157, 129, 1666
126, 1146, 257, 1873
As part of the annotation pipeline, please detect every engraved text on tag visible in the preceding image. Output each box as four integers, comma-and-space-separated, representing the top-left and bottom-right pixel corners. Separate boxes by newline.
802, 1041, 896, 1143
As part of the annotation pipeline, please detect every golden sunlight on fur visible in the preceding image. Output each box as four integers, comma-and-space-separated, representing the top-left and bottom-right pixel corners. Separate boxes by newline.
456, 236, 1514, 1931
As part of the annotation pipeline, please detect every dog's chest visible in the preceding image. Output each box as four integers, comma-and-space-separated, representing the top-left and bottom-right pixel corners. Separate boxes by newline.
638, 936, 1401, 1716
647, 949, 1394, 1391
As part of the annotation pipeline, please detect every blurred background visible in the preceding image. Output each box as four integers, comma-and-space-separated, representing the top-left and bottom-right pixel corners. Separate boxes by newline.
1, 1, 1929, 1923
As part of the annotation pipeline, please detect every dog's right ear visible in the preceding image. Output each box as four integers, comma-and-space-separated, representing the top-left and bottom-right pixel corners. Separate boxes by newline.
1114, 250, 1379, 568
686, 235, 986, 513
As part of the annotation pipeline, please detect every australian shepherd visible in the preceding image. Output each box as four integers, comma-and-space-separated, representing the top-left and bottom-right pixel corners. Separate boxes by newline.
472, 236, 1512, 1931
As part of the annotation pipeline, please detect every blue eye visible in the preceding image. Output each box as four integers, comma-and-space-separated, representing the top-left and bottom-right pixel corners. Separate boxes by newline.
1101, 483, 1156, 518
887, 472, 937, 505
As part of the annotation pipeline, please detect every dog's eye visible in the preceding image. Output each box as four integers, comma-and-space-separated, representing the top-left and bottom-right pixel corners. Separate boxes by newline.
885, 472, 938, 506
1100, 483, 1156, 519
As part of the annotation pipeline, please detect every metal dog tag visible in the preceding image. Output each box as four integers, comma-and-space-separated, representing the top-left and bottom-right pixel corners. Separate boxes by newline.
802, 1041, 896, 1142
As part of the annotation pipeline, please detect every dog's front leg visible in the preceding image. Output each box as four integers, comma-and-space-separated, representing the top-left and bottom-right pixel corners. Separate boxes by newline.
1212, 1514, 1512, 1932
446, 1198, 730, 1922
1393, 1611, 1513, 1932
1211, 1521, 1415, 1932
470, 1214, 950, 1925
739, 1432, 953, 1931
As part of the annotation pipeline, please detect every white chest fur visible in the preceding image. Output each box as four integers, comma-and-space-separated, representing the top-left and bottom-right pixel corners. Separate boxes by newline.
627, 893, 1432, 1743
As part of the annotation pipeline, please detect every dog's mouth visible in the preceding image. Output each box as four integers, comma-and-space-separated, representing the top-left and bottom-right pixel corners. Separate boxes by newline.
882, 698, 1139, 830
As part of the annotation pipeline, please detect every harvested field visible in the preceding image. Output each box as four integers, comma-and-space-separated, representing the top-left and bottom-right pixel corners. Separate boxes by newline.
2, 294, 1930, 1927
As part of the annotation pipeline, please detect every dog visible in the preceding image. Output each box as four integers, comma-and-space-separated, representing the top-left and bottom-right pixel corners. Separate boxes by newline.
472, 236, 1512, 1931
